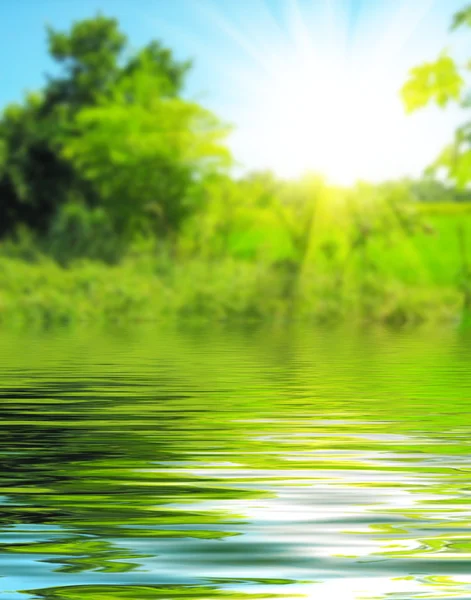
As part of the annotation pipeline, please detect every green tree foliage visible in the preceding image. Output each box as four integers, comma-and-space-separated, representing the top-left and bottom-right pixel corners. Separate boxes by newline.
452, 4, 471, 30
0, 93, 81, 237
44, 14, 127, 111
0, 13, 230, 248
123, 40, 192, 96
61, 67, 232, 238
401, 4, 471, 187
179, 172, 298, 263
46, 201, 125, 265
401, 54, 464, 114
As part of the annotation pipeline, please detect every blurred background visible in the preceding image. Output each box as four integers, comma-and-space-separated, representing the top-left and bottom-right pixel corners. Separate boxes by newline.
1, 0, 471, 327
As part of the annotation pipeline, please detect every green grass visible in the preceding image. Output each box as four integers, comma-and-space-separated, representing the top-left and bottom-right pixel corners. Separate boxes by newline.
1, 202, 470, 329
0, 256, 461, 329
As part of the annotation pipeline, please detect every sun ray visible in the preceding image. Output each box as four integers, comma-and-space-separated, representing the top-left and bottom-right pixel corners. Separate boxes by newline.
193, 0, 281, 78
284, 0, 316, 61
149, 0, 462, 184
368, 0, 437, 73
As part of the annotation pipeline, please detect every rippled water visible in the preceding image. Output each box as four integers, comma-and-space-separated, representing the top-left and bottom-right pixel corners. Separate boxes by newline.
1, 324, 471, 600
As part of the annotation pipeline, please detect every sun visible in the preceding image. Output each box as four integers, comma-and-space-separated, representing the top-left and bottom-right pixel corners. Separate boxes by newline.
236, 60, 407, 185
190, 0, 454, 185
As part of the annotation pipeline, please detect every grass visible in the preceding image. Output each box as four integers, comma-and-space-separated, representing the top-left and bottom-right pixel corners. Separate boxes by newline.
1, 201, 470, 329
0, 256, 462, 329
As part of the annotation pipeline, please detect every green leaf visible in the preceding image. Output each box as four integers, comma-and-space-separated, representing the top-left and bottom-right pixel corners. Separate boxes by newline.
451, 4, 471, 30
401, 55, 464, 113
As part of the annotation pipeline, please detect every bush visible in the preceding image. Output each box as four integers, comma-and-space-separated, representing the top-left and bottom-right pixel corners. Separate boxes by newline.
45, 202, 125, 265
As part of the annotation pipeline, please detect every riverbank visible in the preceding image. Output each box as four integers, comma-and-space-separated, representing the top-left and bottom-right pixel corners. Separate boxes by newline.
0, 254, 463, 328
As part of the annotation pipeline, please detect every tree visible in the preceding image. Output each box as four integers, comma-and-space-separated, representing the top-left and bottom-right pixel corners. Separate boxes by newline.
401, 4, 471, 188
0, 15, 128, 238
60, 66, 232, 239
122, 40, 192, 97
43, 14, 127, 112
0, 93, 82, 237
0, 13, 224, 245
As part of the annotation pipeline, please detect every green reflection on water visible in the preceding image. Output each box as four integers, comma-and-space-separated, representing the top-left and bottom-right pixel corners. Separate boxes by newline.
27, 584, 295, 600
0, 324, 471, 599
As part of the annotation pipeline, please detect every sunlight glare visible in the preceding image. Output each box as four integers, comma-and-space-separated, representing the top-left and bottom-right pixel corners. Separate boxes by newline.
189, 0, 462, 185
247, 60, 408, 185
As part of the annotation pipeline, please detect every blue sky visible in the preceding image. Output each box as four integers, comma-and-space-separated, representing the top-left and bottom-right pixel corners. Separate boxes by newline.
0, 0, 469, 183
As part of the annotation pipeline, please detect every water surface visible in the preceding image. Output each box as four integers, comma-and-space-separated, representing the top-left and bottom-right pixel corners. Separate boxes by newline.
1, 324, 471, 599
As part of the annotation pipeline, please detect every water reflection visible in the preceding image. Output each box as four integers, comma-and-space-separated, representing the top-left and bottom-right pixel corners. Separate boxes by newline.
0, 325, 471, 599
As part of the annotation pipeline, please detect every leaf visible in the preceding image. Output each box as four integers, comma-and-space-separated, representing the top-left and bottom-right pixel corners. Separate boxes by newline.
401, 55, 464, 113
451, 4, 471, 30
453, 149, 471, 188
